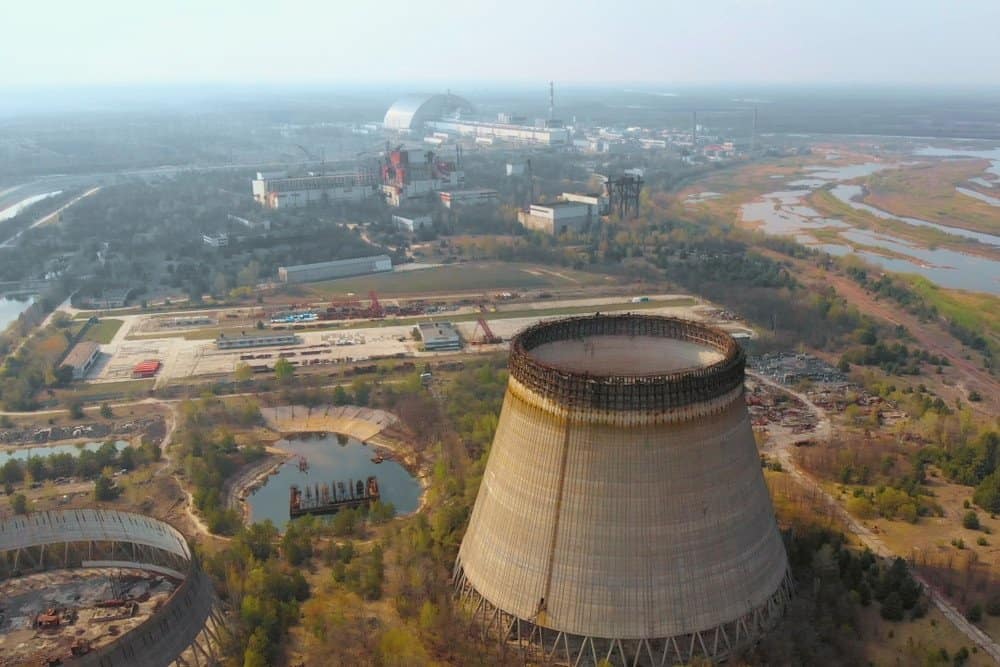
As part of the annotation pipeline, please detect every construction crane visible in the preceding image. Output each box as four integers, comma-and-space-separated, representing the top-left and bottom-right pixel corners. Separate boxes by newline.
523, 159, 534, 211
368, 291, 384, 318
295, 144, 325, 173
471, 317, 501, 345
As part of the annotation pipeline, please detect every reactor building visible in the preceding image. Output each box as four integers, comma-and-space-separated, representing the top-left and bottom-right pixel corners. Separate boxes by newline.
454, 314, 792, 665
384, 92, 570, 146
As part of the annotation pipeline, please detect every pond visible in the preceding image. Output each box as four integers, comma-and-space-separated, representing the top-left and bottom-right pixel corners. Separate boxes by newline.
245, 434, 422, 530
0, 296, 34, 332
0, 440, 128, 466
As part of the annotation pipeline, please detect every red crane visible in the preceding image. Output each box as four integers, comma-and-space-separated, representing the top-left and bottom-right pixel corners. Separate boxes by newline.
472, 317, 501, 344
368, 290, 384, 318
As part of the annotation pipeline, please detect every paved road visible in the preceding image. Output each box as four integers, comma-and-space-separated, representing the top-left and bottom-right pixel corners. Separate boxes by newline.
750, 372, 1000, 662
0, 186, 100, 248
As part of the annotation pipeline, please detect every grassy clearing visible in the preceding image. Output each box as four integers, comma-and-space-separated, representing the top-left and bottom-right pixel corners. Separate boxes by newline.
865, 159, 1000, 236
73, 318, 123, 344
302, 262, 614, 298
898, 276, 1000, 350
766, 470, 992, 663
60, 379, 155, 400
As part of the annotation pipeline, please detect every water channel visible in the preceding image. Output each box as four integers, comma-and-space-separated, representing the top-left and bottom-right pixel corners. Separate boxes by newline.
0, 191, 62, 222
740, 160, 1000, 294
0, 440, 128, 466
0, 296, 35, 332
246, 434, 421, 530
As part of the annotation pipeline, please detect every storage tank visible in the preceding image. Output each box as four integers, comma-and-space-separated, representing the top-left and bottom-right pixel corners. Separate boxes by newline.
455, 314, 792, 665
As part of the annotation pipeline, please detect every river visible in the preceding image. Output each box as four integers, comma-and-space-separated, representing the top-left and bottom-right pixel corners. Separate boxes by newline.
740, 161, 1000, 294
0, 191, 62, 222
0, 296, 35, 332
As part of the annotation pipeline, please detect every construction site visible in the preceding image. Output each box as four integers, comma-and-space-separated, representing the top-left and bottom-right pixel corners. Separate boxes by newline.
0, 510, 224, 667
0, 567, 176, 666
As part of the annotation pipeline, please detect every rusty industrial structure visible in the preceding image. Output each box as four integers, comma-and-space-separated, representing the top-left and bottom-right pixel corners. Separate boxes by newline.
289, 476, 380, 518
604, 174, 643, 218
455, 314, 792, 666
0, 510, 223, 666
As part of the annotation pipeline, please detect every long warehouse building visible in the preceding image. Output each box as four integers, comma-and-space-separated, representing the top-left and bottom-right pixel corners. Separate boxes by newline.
278, 255, 393, 284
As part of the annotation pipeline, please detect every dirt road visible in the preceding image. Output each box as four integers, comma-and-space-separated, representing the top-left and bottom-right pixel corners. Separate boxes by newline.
751, 372, 1000, 662
765, 250, 999, 415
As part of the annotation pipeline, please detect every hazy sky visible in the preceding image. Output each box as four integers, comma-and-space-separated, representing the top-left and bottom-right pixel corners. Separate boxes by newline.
4, 0, 999, 87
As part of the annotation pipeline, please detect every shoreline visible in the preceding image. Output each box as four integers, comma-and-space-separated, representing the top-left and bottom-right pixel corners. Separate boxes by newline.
224, 451, 294, 523
0, 434, 140, 455
228, 429, 430, 527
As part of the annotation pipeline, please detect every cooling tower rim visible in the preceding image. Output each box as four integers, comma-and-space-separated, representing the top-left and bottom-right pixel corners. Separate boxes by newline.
509, 313, 744, 411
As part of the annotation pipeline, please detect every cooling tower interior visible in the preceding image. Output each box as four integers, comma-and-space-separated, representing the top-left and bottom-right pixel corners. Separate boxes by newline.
454, 314, 792, 666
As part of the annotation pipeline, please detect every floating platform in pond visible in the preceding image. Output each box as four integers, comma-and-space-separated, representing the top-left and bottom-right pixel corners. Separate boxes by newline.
289, 476, 379, 518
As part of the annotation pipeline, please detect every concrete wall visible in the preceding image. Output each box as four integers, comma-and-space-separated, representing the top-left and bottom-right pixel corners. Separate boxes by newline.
457, 333, 790, 642
0, 510, 220, 667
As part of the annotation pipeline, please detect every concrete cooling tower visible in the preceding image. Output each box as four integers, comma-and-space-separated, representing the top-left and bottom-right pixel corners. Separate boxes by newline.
454, 314, 792, 666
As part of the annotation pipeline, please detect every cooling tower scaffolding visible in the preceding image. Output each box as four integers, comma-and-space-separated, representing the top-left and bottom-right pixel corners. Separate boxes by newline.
455, 314, 792, 666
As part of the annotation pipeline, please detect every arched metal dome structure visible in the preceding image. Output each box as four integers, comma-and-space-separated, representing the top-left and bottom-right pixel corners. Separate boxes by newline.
0, 510, 224, 667
383, 93, 474, 131
455, 314, 792, 666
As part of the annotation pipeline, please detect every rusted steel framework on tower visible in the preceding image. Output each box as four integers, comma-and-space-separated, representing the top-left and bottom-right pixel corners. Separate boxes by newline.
604, 175, 643, 218
454, 565, 794, 667
456, 314, 792, 666
509, 313, 745, 411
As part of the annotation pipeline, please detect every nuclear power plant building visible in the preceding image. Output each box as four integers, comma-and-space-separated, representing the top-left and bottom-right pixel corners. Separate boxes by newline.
455, 314, 792, 665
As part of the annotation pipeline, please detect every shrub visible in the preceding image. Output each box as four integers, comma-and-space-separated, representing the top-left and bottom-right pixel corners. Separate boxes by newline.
966, 603, 983, 623
986, 595, 1000, 617
10, 493, 28, 514
881, 592, 904, 621
962, 511, 981, 530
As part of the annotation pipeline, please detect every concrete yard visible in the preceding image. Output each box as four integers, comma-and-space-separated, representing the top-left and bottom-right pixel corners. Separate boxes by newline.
74, 294, 752, 386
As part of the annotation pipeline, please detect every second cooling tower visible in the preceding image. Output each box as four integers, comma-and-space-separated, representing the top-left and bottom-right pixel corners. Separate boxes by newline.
455, 314, 792, 666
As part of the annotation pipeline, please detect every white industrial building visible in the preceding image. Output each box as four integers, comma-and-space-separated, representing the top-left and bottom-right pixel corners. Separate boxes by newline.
228, 214, 271, 232
216, 333, 301, 350
427, 118, 569, 146
202, 233, 229, 248
252, 171, 378, 209
63, 341, 101, 380
383, 94, 475, 132
384, 93, 569, 145
278, 255, 393, 284
393, 213, 433, 232
518, 202, 593, 235
561, 192, 610, 216
438, 189, 500, 209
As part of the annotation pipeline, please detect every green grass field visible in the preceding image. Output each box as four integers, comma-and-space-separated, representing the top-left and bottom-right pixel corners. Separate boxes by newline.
302, 262, 615, 298
900, 276, 1000, 350
79, 318, 124, 344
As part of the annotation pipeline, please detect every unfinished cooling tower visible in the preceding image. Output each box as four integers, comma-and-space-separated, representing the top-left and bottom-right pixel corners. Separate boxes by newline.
454, 314, 792, 666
